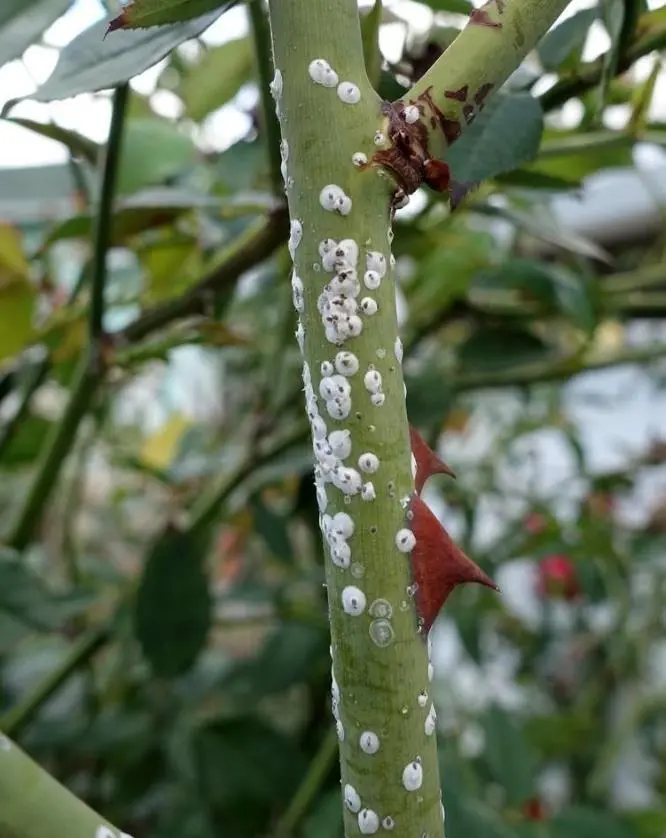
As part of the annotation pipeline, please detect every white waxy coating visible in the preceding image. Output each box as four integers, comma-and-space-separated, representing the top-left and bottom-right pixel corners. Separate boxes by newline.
371, 393, 386, 407
337, 81, 361, 104
441, 802, 446, 823
404, 104, 420, 123
326, 397, 352, 420
374, 131, 386, 146
335, 351, 359, 376
394, 336, 403, 363
358, 452, 380, 473
288, 220, 302, 259
363, 369, 383, 394
344, 784, 361, 813
316, 483, 328, 512
361, 482, 376, 501
291, 272, 304, 312
353, 151, 368, 166
336, 719, 345, 741
331, 539, 352, 568
332, 511, 355, 539
320, 184, 345, 211
328, 429, 352, 459
369, 598, 392, 618
269, 69, 283, 100
311, 416, 327, 440
308, 58, 338, 87
347, 314, 363, 337
402, 760, 424, 791
360, 297, 378, 316
428, 662, 434, 682
366, 251, 387, 277
425, 704, 437, 735
342, 585, 367, 615
336, 239, 359, 266
332, 466, 362, 495
295, 321, 305, 352
382, 816, 395, 830
319, 238, 337, 257
395, 528, 416, 552
358, 809, 380, 835
417, 690, 428, 708
321, 361, 334, 377
359, 730, 380, 754
363, 270, 381, 290
411, 452, 418, 480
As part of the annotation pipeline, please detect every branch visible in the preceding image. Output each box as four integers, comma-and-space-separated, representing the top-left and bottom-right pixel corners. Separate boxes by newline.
89, 84, 129, 343
267, 0, 445, 835
0, 734, 125, 838
5, 85, 129, 552
0, 623, 110, 737
248, 0, 284, 196
116, 207, 288, 345
403, 0, 573, 161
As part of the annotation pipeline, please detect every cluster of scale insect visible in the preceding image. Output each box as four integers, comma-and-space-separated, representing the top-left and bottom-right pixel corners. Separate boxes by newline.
275, 57, 446, 837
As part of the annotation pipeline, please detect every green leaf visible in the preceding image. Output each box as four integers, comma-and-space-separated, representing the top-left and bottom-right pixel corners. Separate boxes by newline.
178, 37, 254, 122
134, 524, 212, 677
0, 415, 52, 468
473, 259, 598, 332
405, 367, 455, 427
109, 0, 239, 30
191, 717, 306, 809
30, 11, 222, 101
481, 705, 538, 805
118, 118, 198, 194
598, 0, 626, 111
0, 224, 37, 362
0, 0, 70, 67
250, 494, 293, 564
420, 0, 473, 14
538, 9, 598, 72
445, 93, 543, 183
42, 188, 221, 248
304, 792, 344, 838
457, 326, 554, 373
550, 807, 638, 838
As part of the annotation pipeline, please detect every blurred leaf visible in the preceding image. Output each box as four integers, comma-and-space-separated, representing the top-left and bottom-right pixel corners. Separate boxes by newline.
179, 37, 254, 122
216, 139, 268, 193
405, 368, 455, 427
135, 524, 212, 677
473, 259, 598, 332
219, 621, 326, 701
30, 12, 222, 101
550, 807, 638, 838
192, 717, 306, 809
138, 236, 202, 304
304, 791, 344, 838
0, 225, 36, 363
628, 59, 660, 135
108, 0, 239, 29
538, 8, 598, 72
445, 93, 543, 183
0, 415, 51, 468
481, 705, 537, 805
420, 0, 472, 13
42, 188, 221, 248
0, 0, 70, 66
361, 0, 383, 89
599, 0, 626, 111
2, 118, 99, 164
0, 223, 29, 279
457, 326, 554, 372
532, 130, 633, 182
140, 414, 194, 471
118, 118, 198, 194
250, 493, 293, 564
496, 168, 581, 190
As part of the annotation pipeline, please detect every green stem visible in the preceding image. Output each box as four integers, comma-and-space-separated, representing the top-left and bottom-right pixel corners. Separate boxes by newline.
117, 207, 288, 345
89, 84, 129, 343
4, 86, 129, 552
267, 1, 444, 835
248, 0, 284, 196
0, 358, 49, 462
0, 623, 110, 737
6, 356, 99, 551
0, 734, 122, 838
275, 727, 339, 838
539, 13, 666, 112
405, 0, 572, 160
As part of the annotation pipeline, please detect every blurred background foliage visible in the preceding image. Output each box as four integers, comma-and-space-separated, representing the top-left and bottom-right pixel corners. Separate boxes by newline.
2, 0, 666, 837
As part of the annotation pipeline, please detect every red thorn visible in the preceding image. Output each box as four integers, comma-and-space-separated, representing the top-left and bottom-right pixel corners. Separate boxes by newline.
409, 425, 456, 493
408, 494, 499, 634
105, 10, 129, 37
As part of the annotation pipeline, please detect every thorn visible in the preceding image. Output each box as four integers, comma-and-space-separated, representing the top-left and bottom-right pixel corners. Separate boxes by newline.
104, 10, 129, 37
408, 494, 498, 634
409, 425, 456, 493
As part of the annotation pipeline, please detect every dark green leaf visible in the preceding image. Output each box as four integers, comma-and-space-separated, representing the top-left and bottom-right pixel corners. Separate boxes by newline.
457, 326, 554, 373
118, 118, 198, 195
496, 167, 581, 191
538, 9, 598, 72
551, 807, 638, 838
481, 704, 538, 805
405, 368, 454, 427
31, 11, 222, 101
0, 415, 52, 468
304, 791, 344, 838
420, 0, 473, 13
191, 717, 306, 809
250, 494, 293, 564
178, 37, 254, 122
109, 0, 239, 30
134, 524, 212, 677
0, 0, 70, 67
361, 0, 383, 89
445, 93, 543, 183
598, 0, 626, 111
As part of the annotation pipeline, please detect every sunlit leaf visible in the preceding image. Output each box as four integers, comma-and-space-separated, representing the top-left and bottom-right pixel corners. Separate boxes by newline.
0, 0, 70, 67
108, 0, 239, 30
